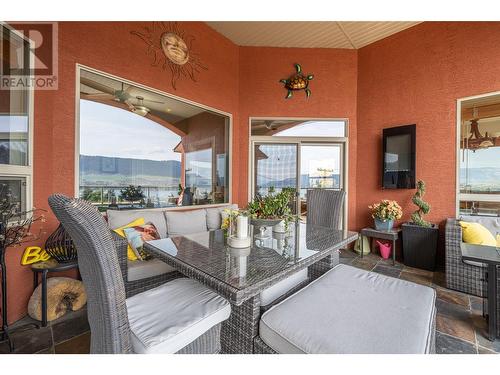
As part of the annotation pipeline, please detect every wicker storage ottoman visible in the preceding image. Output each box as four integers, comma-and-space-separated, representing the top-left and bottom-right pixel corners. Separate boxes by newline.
256, 264, 436, 354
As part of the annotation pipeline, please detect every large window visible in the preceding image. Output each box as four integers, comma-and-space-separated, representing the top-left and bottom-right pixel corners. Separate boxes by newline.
78, 68, 230, 210
0, 24, 33, 212
458, 94, 500, 216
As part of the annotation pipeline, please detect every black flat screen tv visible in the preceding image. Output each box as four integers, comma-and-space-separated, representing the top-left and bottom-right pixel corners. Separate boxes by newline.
382, 124, 416, 189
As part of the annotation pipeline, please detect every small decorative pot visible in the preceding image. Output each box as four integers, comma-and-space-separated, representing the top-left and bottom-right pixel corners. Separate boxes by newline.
374, 218, 394, 231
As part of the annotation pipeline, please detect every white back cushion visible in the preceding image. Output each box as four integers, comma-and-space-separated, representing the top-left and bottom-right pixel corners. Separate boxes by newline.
107, 209, 168, 238
165, 209, 207, 236
460, 215, 500, 237
205, 204, 238, 230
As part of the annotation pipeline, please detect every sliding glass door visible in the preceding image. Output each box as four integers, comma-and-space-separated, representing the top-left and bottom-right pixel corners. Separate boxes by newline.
299, 144, 343, 218
253, 143, 299, 213
251, 141, 345, 220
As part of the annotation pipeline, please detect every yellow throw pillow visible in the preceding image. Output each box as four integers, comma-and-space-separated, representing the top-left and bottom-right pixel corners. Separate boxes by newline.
497, 234, 500, 248
459, 221, 496, 247
113, 217, 145, 261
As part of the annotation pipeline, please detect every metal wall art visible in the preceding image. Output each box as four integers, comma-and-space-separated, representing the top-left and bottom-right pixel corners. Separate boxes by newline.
131, 22, 207, 90
279, 63, 314, 99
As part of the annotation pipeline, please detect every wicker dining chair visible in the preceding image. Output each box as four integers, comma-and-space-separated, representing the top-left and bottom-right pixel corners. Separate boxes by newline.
306, 189, 346, 281
306, 189, 345, 229
48, 194, 230, 354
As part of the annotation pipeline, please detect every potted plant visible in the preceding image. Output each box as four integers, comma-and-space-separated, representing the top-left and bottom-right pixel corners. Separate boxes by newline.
402, 180, 439, 271
246, 189, 297, 237
368, 199, 403, 231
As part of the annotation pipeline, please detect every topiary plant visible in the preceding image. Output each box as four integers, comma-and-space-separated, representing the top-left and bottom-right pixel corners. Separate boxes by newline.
410, 180, 431, 227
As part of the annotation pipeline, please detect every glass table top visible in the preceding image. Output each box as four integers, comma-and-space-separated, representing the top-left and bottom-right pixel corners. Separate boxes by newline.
145, 223, 358, 290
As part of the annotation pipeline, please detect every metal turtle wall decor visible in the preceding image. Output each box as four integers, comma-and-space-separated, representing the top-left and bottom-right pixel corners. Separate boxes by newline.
131, 22, 207, 90
279, 63, 314, 99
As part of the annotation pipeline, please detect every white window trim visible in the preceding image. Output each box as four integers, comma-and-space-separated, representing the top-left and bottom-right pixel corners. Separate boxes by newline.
248, 117, 349, 229
456, 90, 500, 217
0, 22, 35, 211
74, 64, 233, 209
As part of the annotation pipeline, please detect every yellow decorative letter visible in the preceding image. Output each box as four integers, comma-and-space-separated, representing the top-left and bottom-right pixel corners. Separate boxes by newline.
21, 247, 51, 265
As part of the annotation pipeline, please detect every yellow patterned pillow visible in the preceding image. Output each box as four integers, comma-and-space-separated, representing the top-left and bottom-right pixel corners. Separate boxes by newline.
459, 221, 496, 247
113, 217, 145, 261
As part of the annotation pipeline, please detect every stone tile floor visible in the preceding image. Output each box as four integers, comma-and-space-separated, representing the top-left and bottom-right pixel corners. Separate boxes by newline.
0, 249, 498, 354
341, 249, 500, 354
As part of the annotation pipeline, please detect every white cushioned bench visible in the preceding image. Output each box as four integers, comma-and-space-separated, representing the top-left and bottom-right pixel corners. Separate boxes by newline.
258, 264, 436, 354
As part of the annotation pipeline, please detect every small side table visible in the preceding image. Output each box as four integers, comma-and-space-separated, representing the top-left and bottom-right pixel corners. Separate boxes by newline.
31, 260, 79, 327
360, 227, 401, 266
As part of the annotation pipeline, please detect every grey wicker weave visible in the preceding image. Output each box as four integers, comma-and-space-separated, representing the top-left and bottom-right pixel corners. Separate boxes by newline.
306, 189, 345, 229
144, 224, 358, 353
445, 218, 487, 297
446, 218, 500, 337
112, 232, 181, 297
48, 194, 224, 354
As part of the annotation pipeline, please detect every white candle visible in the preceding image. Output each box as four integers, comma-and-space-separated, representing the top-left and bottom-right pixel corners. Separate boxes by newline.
236, 215, 248, 239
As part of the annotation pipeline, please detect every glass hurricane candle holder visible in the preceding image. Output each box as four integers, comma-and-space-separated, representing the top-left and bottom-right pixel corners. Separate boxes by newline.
227, 210, 251, 248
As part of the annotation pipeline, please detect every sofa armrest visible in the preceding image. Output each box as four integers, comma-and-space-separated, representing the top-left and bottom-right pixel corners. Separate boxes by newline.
111, 230, 129, 283
445, 218, 462, 257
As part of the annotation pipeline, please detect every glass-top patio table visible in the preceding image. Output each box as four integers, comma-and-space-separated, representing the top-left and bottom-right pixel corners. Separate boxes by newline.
145, 222, 358, 353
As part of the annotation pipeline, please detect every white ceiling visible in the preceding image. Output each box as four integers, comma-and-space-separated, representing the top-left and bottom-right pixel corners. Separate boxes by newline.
206, 21, 421, 49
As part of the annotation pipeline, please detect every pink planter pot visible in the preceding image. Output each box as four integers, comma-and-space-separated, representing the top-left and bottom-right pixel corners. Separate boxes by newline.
376, 240, 392, 259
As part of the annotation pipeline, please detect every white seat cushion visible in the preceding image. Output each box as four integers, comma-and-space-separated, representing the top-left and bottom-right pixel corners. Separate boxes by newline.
127, 258, 176, 282
260, 268, 308, 306
127, 278, 231, 353
260, 264, 436, 354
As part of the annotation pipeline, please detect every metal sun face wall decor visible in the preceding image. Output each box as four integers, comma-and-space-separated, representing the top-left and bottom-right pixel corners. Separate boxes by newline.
280, 63, 314, 99
131, 22, 207, 90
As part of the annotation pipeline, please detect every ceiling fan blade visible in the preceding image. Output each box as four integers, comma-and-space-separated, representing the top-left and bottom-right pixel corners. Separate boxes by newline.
80, 77, 116, 95
81, 92, 115, 100
141, 98, 165, 104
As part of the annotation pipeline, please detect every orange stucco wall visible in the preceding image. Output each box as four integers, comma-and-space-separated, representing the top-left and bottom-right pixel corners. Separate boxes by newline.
237, 47, 358, 230
3, 21, 240, 325
4, 21, 500, 325
356, 21, 500, 260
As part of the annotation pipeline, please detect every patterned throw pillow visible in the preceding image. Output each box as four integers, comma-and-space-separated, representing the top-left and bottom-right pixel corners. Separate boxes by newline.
113, 217, 146, 261
123, 222, 160, 261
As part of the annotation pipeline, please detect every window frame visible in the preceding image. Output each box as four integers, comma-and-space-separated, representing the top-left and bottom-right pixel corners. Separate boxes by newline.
0, 22, 35, 211
456, 91, 500, 217
248, 117, 349, 229
74, 64, 233, 209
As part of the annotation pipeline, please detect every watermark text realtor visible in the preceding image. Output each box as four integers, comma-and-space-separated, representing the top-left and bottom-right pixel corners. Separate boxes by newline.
1, 22, 58, 90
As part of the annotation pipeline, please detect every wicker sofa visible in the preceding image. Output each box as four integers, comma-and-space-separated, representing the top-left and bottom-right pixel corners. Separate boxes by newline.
445, 218, 487, 297
445, 216, 500, 337
107, 204, 236, 297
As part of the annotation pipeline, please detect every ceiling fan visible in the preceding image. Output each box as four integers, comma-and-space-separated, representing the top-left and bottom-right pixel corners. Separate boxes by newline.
80, 77, 165, 113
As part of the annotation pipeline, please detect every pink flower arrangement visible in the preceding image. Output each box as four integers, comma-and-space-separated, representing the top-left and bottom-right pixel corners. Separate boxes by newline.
369, 199, 403, 221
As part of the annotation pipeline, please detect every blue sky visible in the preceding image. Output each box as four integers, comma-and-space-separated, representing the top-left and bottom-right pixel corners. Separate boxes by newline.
79, 100, 181, 162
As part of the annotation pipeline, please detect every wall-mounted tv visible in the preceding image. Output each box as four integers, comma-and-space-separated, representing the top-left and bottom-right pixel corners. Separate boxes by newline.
382, 124, 416, 189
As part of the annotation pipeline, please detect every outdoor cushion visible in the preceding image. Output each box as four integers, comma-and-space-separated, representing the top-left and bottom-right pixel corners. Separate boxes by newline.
459, 221, 497, 247
127, 258, 176, 281
127, 278, 231, 353
206, 204, 238, 230
260, 268, 308, 306
113, 217, 146, 261
165, 209, 207, 236
460, 215, 500, 238
259, 264, 436, 354
108, 209, 168, 238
